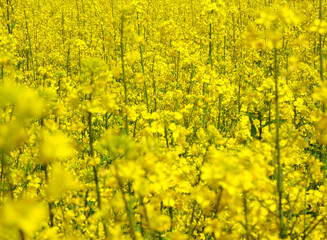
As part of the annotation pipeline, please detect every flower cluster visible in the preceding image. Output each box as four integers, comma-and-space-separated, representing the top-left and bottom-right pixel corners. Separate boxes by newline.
0, 0, 327, 239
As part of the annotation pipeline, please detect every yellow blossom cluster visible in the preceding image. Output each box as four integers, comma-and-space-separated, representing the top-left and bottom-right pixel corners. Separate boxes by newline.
1, 0, 327, 239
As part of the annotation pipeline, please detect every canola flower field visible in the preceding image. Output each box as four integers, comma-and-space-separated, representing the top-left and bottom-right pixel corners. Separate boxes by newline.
2, 0, 327, 239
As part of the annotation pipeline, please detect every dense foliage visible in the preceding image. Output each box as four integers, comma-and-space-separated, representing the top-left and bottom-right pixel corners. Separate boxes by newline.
1, 0, 327, 239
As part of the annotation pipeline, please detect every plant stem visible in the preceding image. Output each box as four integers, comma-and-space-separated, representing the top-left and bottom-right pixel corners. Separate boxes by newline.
44, 164, 54, 227
209, 23, 212, 69
303, 170, 308, 237
274, 48, 286, 238
140, 197, 154, 237
88, 92, 108, 237
0, 152, 5, 201
164, 120, 169, 149
24, 9, 36, 85
1, 64, 3, 83
19, 229, 25, 240
137, 14, 149, 113
319, 0, 325, 113
202, 83, 208, 130
120, 12, 128, 134
217, 94, 222, 130
115, 165, 137, 240
152, 55, 157, 112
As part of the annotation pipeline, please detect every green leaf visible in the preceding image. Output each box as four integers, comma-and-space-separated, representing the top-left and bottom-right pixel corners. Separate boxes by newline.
136, 224, 142, 233
10, 19, 16, 32
260, 119, 286, 129
17, 59, 25, 70
249, 116, 257, 138
244, 112, 259, 120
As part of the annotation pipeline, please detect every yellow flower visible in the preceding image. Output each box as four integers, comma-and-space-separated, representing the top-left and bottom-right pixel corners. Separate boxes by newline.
47, 163, 79, 200
149, 213, 171, 232
310, 19, 327, 34
0, 198, 47, 237
39, 131, 74, 164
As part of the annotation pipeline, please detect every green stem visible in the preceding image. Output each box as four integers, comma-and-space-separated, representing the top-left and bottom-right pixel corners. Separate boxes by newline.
88, 112, 94, 157
152, 55, 157, 112
88, 95, 108, 237
115, 165, 137, 240
176, 51, 180, 88
19, 229, 25, 240
44, 165, 54, 227
164, 120, 169, 149
303, 171, 308, 237
1, 64, 3, 83
238, 75, 241, 114
140, 197, 154, 238
274, 48, 286, 238
66, 43, 71, 78
202, 83, 208, 129
0, 152, 5, 201
59, 199, 68, 236
203, 102, 208, 130
218, 94, 222, 130
209, 23, 212, 69
24, 9, 36, 85
138, 15, 149, 113
6, 0, 12, 34
120, 12, 128, 134
0, 152, 4, 187
319, 0, 325, 112
169, 207, 173, 231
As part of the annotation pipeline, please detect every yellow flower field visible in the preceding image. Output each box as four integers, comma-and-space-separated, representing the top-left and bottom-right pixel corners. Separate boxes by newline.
1, 0, 327, 239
